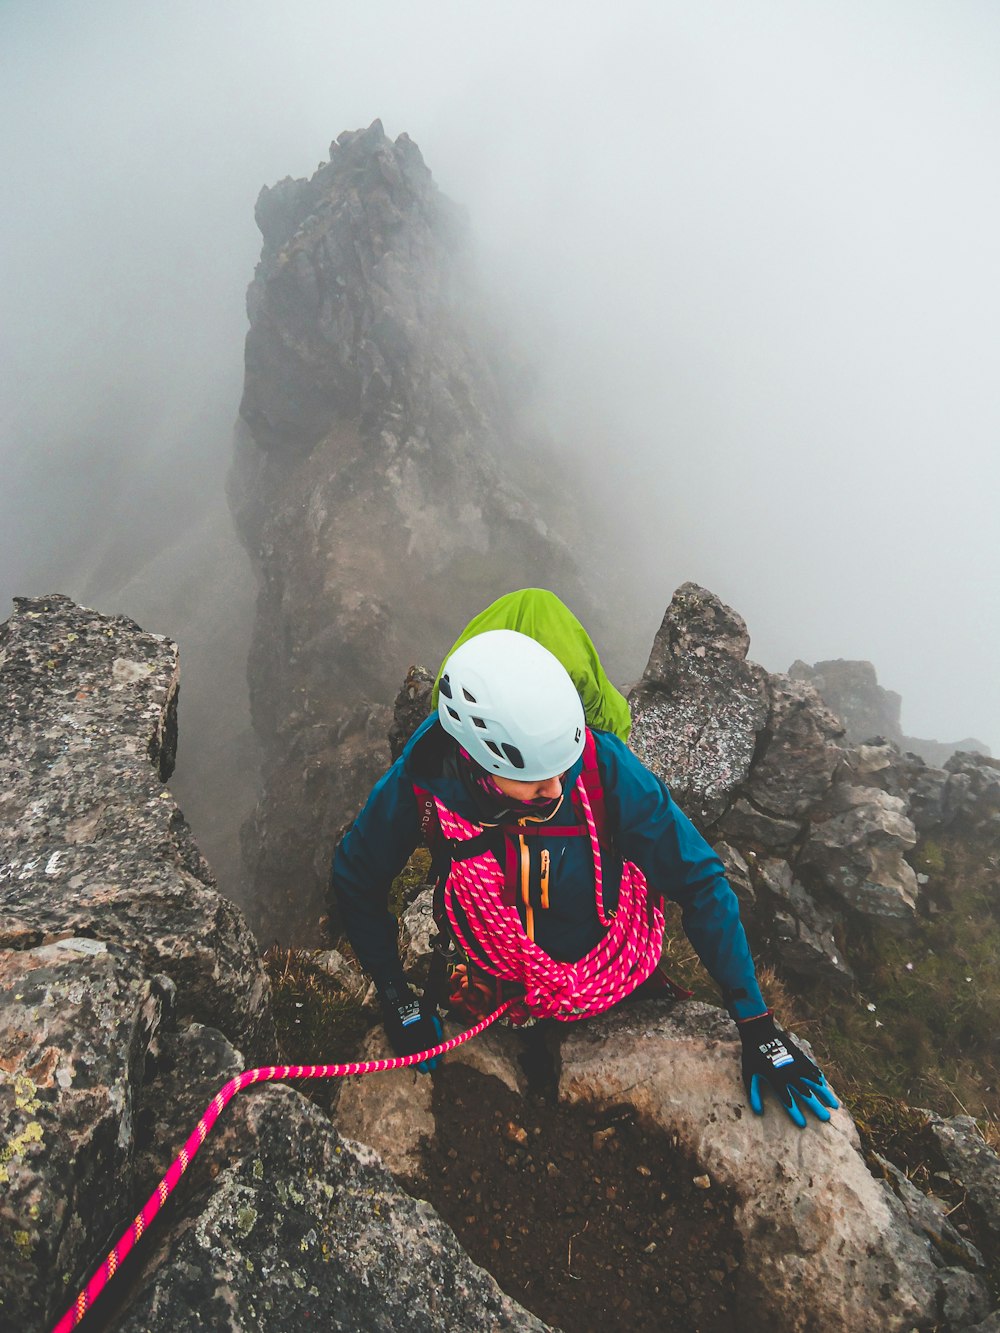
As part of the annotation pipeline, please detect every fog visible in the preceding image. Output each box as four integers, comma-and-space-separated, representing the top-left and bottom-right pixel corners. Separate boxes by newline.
3, 0, 998, 761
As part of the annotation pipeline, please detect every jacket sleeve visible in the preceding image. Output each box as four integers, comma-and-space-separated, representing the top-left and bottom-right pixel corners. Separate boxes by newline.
330, 755, 423, 992
596, 731, 767, 1021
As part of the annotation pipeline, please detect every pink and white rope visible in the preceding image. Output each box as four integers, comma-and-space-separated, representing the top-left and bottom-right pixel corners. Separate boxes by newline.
50, 1002, 512, 1333
440, 774, 664, 1023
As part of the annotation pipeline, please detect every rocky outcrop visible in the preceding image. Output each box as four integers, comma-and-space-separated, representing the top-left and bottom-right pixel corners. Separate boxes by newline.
789, 658, 991, 765
788, 658, 904, 746
335, 1003, 993, 1331
626, 583, 1000, 984
928, 1115, 1000, 1261
627, 585, 918, 978
559, 1003, 992, 1331
0, 595, 266, 1329
629, 584, 770, 824
0, 596, 546, 1332
122, 1036, 549, 1333
231, 121, 598, 945
0, 937, 165, 1329
0, 595, 271, 1054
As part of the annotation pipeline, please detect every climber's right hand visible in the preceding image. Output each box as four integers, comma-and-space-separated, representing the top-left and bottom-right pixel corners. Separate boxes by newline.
380, 981, 444, 1073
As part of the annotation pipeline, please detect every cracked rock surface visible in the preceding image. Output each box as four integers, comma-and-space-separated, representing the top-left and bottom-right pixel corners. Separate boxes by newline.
0, 594, 272, 1057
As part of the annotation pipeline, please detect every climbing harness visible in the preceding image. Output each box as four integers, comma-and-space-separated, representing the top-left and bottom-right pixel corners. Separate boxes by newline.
438, 762, 666, 1024
50, 1001, 512, 1333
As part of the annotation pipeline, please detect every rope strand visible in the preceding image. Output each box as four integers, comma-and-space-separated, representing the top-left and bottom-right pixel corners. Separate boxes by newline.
441, 774, 664, 1023
50, 1002, 513, 1333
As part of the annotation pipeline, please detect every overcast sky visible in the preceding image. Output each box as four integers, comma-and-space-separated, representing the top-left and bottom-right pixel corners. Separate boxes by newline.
2, 0, 998, 751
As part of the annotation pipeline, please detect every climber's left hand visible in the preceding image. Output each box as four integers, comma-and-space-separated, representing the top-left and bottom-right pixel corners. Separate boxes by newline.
738, 1012, 839, 1128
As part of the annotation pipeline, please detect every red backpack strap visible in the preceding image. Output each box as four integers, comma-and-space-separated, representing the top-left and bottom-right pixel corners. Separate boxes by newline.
577, 727, 609, 845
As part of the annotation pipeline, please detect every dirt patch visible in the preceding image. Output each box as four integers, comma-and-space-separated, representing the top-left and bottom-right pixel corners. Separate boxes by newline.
416, 1061, 742, 1333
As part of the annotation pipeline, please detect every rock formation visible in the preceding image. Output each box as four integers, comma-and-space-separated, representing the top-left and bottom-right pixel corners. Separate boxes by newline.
625, 584, 1000, 985
230, 121, 601, 945
0, 597, 544, 1332
789, 657, 991, 765
4, 591, 999, 1330
336, 994, 996, 1331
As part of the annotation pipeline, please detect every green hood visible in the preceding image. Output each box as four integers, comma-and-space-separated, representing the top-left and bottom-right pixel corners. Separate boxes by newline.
432, 587, 632, 743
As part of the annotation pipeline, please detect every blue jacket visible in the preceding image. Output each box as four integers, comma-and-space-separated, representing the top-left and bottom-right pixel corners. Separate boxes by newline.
331, 717, 766, 1021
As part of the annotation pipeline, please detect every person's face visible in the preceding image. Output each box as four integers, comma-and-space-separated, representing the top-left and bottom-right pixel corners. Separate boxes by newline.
493, 771, 565, 803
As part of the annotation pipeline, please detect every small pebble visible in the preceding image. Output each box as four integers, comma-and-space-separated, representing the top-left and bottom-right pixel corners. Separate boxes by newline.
693, 1174, 711, 1190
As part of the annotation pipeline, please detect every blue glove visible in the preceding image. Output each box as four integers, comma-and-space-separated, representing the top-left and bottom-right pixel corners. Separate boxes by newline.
738, 1013, 839, 1128
380, 981, 444, 1074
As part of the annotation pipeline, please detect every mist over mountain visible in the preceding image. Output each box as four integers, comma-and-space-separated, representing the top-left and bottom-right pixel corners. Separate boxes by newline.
230, 120, 622, 941
2, 2, 999, 899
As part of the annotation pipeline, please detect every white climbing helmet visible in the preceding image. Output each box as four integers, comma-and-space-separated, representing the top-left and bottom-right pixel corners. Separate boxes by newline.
438, 629, 586, 781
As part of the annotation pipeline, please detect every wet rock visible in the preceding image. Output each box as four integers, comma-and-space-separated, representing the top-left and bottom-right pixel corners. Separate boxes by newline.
313, 947, 367, 994
334, 1017, 525, 1177
715, 841, 755, 915
788, 658, 903, 747
966, 1313, 1000, 1332
629, 584, 770, 824
788, 658, 991, 766
895, 753, 955, 832
0, 938, 164, 1333
559, 1001, 991, 1332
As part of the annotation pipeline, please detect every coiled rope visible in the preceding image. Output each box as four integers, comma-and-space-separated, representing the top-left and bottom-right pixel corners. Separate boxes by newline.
51, 1001, 513, 1333
441, 772, 665, 1023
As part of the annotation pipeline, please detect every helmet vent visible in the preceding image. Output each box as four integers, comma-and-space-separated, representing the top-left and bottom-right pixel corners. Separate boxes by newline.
462, 687, 478, 703
472, 717, 486, 728
446, 706, 461, 721
439, 676, 453, 699
501, 743, 525, 770
484, 740, 503, 758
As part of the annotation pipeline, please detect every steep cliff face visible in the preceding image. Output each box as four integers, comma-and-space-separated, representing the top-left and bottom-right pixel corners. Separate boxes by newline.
231, 121, 596, 943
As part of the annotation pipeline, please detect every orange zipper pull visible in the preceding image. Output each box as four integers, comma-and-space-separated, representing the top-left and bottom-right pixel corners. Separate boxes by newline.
540, 848, 550, 909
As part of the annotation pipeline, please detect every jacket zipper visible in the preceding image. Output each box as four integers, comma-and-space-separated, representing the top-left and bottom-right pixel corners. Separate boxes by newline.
518, 829, 534, 941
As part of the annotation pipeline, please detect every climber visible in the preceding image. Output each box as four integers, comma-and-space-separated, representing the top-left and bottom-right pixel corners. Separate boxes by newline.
330, 590, 839, 1127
